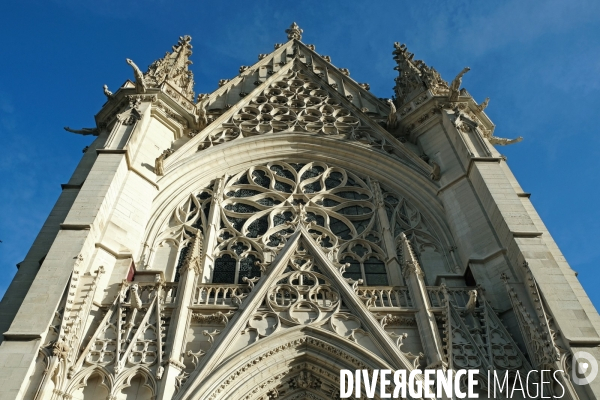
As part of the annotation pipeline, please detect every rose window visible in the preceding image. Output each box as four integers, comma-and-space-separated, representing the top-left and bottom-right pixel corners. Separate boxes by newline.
219, 161, 376, 249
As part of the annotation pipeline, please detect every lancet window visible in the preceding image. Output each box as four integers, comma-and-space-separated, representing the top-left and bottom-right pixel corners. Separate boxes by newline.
340, 241, 388, 285
149, 182, 214, 282
213, 238, 263, 284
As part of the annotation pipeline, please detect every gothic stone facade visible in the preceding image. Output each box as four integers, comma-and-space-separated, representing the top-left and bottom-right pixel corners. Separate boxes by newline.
1, 24, 599, 400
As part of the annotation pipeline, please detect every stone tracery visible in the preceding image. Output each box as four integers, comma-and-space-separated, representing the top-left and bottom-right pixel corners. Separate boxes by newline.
196, 68, 402, 161
148, 160, 454, 286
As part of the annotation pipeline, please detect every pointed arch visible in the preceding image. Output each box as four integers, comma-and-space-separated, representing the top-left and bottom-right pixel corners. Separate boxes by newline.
178, 326, 389, 400
112, 366, 156, 400
177, 229, 429, 399
142, 135, 455, 263
66, 366, 113, 400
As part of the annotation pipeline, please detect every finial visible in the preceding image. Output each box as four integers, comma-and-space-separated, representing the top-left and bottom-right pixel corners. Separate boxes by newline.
286, 22, 303, 41
476, 97, 489, 112
392, 41, 449, 105
399, 232, 424, 278
182, 233, 203, 275
141, 35, 195, 101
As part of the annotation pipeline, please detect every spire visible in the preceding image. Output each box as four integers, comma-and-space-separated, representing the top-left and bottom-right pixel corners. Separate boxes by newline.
144, 35, 195, 101
392, 42, 448, 105
182, 233, 203, 274
285, 22, 303, 41
399, 233, 424, 278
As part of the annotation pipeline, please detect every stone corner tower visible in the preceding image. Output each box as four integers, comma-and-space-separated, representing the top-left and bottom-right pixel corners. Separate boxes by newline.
1, 23, 599, 400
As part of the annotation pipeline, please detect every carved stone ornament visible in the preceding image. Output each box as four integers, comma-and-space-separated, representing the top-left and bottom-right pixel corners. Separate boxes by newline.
430, 161, 441, 181
103, 84, 114, 99
476, 97, 489, 112
285, 22, 303, 41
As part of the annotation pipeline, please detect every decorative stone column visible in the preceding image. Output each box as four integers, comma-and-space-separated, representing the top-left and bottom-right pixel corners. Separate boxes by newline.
158, 233, 203, 399
370, 179, 404, 286
399, 233, 446, 368
200, 179, 225, 283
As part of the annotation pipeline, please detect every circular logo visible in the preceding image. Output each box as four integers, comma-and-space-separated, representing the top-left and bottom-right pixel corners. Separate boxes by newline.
572, 351, 598, 385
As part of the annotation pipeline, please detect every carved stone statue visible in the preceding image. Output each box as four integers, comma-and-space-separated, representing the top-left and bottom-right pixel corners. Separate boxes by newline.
476, 97, 490, 112
103, 84, 113, 100
129, 284, 143, 309
156, 365, 164, 380
448, 67, 470, 102
126, 58, 147, 94
386, 99, 398, 130
465, 289, 478, 315
195, 94, 209, 130
155, 152, 166, 176
430, 161, 441, 181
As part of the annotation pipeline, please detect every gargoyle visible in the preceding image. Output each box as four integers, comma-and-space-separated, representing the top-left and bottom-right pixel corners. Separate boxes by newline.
64, 127, 98, 136
126, 58, 147, 94
449, 67, 470, 102
386, 99, 398, 130
489, 136, 523, 146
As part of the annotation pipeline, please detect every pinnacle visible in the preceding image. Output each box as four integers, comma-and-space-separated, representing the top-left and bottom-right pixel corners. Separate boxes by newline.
185, 233, 203, 265
399, 233, 417, 263
132, 35, 196, 101
286, 22, 303, 41
392, 42, 449, 105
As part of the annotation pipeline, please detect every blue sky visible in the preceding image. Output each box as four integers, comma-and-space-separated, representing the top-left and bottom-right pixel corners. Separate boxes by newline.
1, 1, 599, 307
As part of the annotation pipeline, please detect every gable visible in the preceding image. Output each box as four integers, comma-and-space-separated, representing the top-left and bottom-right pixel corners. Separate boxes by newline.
177, 228, 423, 398
202, 40, 389, 124
166, 59, 431, 180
